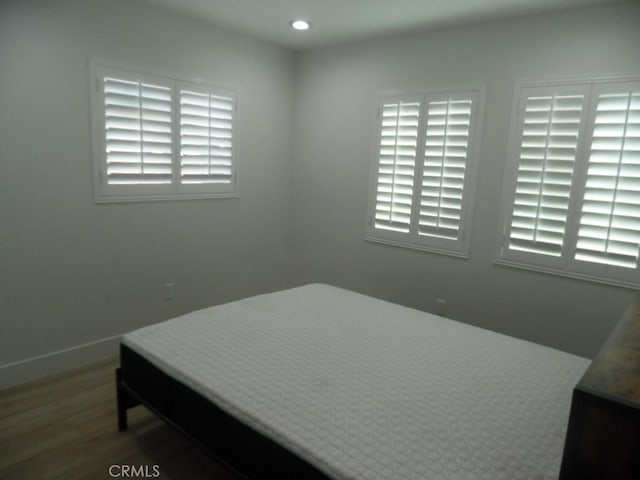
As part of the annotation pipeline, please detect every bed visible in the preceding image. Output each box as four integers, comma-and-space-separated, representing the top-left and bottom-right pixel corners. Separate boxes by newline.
116, 284, 639, 479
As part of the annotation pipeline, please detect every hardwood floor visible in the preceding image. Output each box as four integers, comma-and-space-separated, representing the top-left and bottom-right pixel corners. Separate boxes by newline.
0, 358, 243, 480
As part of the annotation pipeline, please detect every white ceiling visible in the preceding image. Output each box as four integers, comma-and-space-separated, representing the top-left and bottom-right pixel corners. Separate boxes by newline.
138, 0, 619, 50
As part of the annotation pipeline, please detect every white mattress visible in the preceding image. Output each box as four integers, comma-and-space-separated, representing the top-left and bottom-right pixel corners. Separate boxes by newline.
123, 284, 589, 480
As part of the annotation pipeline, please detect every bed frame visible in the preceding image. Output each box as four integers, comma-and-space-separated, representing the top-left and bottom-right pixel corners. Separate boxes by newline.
116, 294, 640, 480
116, 344, 331, 479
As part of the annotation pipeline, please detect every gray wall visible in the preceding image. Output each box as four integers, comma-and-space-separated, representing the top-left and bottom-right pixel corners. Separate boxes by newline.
289, 2, 640, 358
0, 0, 294, 369
1, 0, 639, 383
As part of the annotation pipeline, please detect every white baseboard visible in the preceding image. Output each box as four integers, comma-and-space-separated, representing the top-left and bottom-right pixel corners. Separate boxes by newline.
0, 335, 121, 390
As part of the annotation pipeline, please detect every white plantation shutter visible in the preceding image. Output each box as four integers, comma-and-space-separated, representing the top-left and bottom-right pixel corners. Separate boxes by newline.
373, 97, 421, 233
367, 89, 483, 257
574, 89, 640, 270
103, 76, 173, 185
179, 85, 235, 187
506, 89, 586, 258
91, 63, 239, 202
499, 77, 640, 288
420, 96, 474, 240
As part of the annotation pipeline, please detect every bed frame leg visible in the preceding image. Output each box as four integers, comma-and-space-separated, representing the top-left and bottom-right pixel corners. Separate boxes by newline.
116, 367, 129, 431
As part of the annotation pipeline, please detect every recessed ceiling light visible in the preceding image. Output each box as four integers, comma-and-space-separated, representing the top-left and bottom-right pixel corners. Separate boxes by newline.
290, 19, 311, 31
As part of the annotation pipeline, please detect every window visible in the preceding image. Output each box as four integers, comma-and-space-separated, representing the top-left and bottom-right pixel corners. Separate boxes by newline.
178, 84, 234, 189
366, 89, 484, 257
90, 62, 237, 202
498, 77, 640, 288
101, 74, 174, 188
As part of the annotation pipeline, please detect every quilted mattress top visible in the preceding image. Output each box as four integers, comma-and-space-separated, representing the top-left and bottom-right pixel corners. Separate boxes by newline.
123, 284, 589, 480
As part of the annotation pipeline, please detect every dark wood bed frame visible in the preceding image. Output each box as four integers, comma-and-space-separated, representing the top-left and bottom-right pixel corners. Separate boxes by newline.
116, 344, 331, 479
117, 294, 640, 480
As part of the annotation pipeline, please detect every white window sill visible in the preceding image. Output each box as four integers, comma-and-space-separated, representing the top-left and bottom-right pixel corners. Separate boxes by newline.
494, 258, 639, 290
366, 235, 469, 260
95, 192, 239, 204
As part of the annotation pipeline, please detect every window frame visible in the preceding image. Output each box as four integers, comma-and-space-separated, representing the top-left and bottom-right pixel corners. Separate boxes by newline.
496, 75, 640, 289
89, 59, 239, 203
365, 87, 485, 258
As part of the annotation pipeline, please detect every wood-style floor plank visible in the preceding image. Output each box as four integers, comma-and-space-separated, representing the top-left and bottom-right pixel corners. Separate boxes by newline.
0, 358, 242, 480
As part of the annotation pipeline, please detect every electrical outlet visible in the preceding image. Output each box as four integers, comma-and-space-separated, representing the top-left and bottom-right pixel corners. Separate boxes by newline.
164, 283, 175, 300
436, 298, 447, 315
